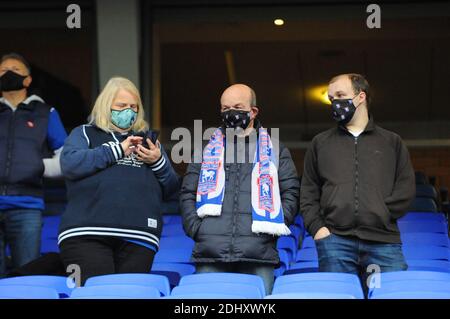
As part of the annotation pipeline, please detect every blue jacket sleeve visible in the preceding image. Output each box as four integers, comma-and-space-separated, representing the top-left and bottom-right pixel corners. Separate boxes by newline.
47, 108, 68, 151
60, 125, 124, 181
148, 144, 180, 200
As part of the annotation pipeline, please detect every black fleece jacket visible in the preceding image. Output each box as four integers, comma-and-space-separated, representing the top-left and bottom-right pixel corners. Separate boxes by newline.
300, 117, 415, 244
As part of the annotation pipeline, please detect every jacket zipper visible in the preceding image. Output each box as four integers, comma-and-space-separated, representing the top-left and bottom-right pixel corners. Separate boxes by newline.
2, 110, 16, 195
353, 136, 359, 234
229, 163, 240, 261
224, 163, 233, 261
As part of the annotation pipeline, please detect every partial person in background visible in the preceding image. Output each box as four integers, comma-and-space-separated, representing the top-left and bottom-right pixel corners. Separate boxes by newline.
0, 53, 67, 277
58, 77, 179, 285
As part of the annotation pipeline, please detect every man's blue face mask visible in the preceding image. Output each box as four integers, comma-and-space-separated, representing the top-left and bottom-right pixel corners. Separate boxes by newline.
111, 108, 137, 130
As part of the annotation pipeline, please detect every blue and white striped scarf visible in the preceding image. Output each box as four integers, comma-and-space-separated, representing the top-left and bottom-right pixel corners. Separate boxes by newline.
196, 128, 290, 236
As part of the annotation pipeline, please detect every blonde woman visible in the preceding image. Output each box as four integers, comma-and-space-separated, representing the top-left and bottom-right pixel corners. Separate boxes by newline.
58, 77, 179, 285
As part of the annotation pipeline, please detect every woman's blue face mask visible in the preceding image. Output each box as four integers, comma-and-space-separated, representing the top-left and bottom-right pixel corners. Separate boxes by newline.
111, 108, 137, 130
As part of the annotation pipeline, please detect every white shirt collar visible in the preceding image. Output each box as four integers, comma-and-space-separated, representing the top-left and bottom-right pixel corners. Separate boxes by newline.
0, 94, 45, 111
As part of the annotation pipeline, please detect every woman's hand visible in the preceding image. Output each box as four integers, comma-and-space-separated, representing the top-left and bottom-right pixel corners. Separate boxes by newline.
136, 138, 162, 165
120, 136, 143, 157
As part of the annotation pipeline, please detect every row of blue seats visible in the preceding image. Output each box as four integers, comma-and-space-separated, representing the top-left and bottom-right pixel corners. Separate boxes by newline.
37, 213, 301, 276
4, 210, 450, 298
37, 212, 449, 276
2, 271, 450, 299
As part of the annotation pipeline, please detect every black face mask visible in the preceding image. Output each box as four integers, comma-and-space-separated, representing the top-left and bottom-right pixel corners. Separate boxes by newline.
0, 70, 28, 92
221, 109, 252, 129
331, 97, 357, 125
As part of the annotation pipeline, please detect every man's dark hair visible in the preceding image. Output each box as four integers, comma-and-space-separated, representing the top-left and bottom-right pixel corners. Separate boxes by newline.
330, 73, 371, 108
348, 73, 371, 107
0, 52, 31, 74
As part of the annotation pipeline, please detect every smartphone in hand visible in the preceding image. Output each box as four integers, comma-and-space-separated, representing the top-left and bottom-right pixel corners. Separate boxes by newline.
134, 130, 159, 148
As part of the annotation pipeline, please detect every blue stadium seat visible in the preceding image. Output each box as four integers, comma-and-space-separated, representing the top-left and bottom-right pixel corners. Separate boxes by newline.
159, 236, 194, 250
42, 215, 61, 227
398, 221, 447, 233
41, 216, 61, 239
371, 291, 450, 299
40, 216, 61, 253
0, 275, 73, 297
401, 233, 449, 247
402, 245, 450, 261
161, 224, 186, 237
274, 273, 361, 287
151, 262, 195, 276
271, 281, 364, 299
41, 238, 59, 253
369, 281, 450, 299
272, 273, 363, 299
284, 261, 319, 275
180, 273, 266, 296
301, 236, 315, 248
165, 293, 242, 299
149, 271, 180, 288
295, 248, 318, 262
407, 260, 450, 272
265, 292, 357, 299
294, 215, 304, 229
277, 236, 297, 261
288, 225, 303, 246
0, 285, 59, 299
70, 285, 161, 299
367, 270, 450, 292
170, 283, 263, 299
150, 262, 196, 286
408, 198, 438, 212
374, 270, 450, 283
274, 249, 289, 277
153, 248, 193, 264
400, 212, 446, 224
162, 215, 182, 225
84, 273, 171, 296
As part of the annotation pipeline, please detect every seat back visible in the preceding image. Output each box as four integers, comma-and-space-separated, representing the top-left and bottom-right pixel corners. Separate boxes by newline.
171, 283, 263, 299
179, 273, 266, 296
0, 275, 73, 297
85, 273, 171, 296
70, 285, 161, 299
0, 285, 59, 299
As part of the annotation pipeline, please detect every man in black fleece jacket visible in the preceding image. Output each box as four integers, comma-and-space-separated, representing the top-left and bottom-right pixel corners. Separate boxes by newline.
300, 74, 415, 289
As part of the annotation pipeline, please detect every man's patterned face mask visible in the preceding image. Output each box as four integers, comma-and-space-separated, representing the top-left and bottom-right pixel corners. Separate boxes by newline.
331, 96, 358, 125
221, 109, 251, 129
